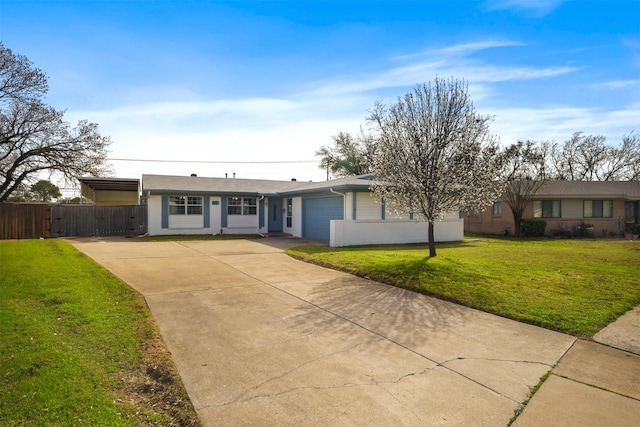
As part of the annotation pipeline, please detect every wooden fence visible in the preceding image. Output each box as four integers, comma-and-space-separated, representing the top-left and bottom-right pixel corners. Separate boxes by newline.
0, 203, 52, 239
51, 205, 147, 238
0, 204, 147, 239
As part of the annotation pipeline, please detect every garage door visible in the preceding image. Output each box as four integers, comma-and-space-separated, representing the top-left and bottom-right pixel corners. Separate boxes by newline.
302, 195, 344, 240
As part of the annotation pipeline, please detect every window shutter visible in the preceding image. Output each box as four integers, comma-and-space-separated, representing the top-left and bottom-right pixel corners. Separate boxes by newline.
203, 196, 210, 228
161, 196, 169, 229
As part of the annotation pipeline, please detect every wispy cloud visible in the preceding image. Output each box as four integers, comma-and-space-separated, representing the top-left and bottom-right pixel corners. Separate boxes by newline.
598, 79, 640, 89
391, 40, 524, 61
69, 38, 631, 183
489, 104, 640, 144
483, 0, 567, 16
302, 40, 579, 98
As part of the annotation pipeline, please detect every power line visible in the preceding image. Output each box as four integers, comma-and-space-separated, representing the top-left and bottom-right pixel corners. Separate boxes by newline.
108, 158, 317, 164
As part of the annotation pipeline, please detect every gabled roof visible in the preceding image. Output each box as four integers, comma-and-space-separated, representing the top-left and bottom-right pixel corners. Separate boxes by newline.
535, 180, 640, 199
142, 174, 306, 195
278, 174, 376, 195
142, 174, 377, 196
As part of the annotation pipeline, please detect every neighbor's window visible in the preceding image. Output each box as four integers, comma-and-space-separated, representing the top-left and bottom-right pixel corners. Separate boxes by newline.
533, 200, 561, 218
227, 197, 257, 215
625, 202, 637, 223
492, 201, 502, 216
471, 207, 480, 217
169, 196, 202, 215
584, 200, 612, 218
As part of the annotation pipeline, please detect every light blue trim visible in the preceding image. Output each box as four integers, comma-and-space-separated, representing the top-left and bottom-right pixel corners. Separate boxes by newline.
352, 192, 357, 220
259, 198, 265, 228
302, 194, 344, 240
203, 196, 210, 228
221, 197, 228, 227
161, 195, 169, 229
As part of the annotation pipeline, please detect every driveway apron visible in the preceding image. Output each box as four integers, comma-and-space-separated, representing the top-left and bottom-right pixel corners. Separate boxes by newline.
69, 237, 582, 426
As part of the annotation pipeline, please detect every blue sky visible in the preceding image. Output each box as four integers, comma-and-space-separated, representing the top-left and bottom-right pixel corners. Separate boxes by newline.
2, 0, 639, 190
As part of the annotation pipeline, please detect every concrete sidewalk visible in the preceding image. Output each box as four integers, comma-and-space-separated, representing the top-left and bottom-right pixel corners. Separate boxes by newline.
68, 237, 640, 426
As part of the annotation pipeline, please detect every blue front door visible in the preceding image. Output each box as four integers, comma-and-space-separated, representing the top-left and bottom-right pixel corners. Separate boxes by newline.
268, 198, 283, 232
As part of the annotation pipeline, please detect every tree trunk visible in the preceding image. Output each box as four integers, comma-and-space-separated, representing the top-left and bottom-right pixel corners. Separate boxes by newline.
428, 221, 436, 257
513, 211, 522, 237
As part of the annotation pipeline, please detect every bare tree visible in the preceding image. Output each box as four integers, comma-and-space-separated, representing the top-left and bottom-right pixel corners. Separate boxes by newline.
607, 132, 639, 181
548, 131, 638, 181
500, 140, 545, 236
368, 78, 503, 257
0, 42, 111, 202
316, 128, 376, 179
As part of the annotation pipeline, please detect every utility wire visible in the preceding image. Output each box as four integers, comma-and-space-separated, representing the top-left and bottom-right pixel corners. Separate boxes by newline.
108, 158, 317, 164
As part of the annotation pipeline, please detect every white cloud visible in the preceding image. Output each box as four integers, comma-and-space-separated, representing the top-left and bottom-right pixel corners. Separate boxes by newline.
66, 39, 635, 183
483, 0, 567, 16
391, 40, 525, 61
598, 79, 640, 89
302, 50, 578, 99
489, 104, 640, 145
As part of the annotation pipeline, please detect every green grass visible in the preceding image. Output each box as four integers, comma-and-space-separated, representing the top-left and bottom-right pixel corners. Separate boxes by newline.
0, 240, 199, 426
286, 237, 640, 337
138, 233, 261, 242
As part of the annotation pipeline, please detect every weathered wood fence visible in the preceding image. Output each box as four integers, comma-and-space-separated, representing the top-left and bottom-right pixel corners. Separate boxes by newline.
0, 203, 52, 239
51, 205, 147, 238
0, 204, 147, 239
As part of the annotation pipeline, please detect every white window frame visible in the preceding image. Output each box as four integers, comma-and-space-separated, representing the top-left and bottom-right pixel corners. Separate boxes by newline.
286, 198, 293, 228
169, 196, 202, 215
227, 197, 257, 216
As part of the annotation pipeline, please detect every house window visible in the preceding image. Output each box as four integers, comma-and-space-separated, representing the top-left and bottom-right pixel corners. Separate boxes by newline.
471, 207, 480, 217
625, 202, 637, 223
492, 202, 502, 216
533, 200, 561, 218
584, 200, 612, 218
286, 198, 293, 228
227, 197, 257, 215
169, 196, 202, 215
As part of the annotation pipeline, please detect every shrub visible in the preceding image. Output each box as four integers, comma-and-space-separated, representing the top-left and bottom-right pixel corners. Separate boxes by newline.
521, 219, 547, 237
575, 221, 594, 237
625, 223, 640, 235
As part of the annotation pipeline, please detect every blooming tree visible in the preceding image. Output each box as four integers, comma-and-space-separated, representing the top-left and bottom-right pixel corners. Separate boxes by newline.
368, 78, 504, 257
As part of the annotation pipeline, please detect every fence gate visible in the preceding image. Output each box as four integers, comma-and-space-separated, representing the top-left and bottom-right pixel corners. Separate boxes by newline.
0, 203, 52, 239
51, 205, 147, 238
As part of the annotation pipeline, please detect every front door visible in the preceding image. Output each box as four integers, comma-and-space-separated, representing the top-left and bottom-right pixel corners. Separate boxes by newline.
268, 198, 283, 232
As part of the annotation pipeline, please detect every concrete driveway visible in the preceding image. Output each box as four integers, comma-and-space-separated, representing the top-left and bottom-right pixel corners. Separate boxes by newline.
68, 237, 639, 426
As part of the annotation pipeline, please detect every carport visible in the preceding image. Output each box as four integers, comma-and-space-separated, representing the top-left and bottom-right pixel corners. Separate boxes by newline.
79, 177, 140, 206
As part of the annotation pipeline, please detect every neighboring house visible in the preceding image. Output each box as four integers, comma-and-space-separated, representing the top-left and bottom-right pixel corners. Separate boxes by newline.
465, 181, 640, 236
142, 174, 463, 246
79, 177, 141, 206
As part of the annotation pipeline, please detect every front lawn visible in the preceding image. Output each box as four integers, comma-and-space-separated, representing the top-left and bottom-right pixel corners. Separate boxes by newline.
286, 238, 640, 337
0, 240, 200, 426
